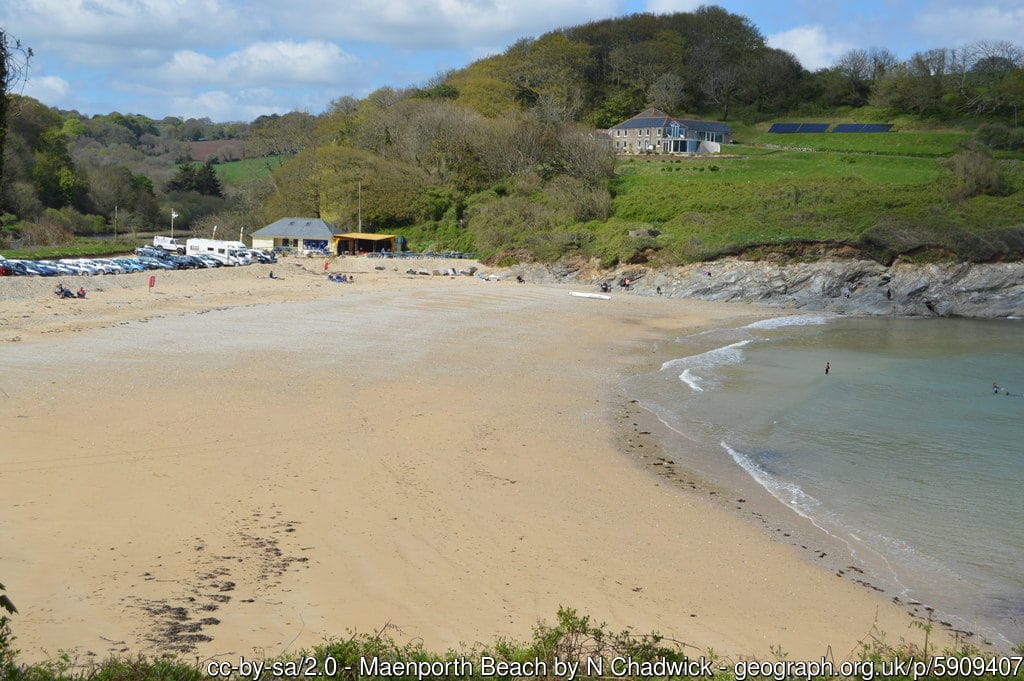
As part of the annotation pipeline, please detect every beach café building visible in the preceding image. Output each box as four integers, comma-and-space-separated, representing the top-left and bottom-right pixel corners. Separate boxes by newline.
251, 218, 341, 254
333, 232, 396, 255
252, 217, 396, 256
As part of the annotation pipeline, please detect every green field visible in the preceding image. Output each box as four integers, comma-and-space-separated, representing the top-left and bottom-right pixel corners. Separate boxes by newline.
733, 131, 971, 157
210, 155, 287, 183
604, 143, 1024, 263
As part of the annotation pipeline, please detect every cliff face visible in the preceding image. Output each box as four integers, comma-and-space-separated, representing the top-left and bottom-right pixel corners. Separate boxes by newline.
517, 259, 1024, 319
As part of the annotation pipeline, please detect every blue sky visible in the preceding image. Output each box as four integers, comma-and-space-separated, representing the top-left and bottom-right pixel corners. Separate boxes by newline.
2, 0, 1022, 122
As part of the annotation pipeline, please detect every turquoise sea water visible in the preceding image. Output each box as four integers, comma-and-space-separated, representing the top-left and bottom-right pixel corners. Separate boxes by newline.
624, 315, 1023, 647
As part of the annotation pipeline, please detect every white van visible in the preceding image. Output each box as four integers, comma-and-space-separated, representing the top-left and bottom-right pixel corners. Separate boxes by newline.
185, 238, 251, 266
153, 236, 187, 254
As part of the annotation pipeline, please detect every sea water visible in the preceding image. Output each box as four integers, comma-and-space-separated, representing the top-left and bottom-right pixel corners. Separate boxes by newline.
624, 315, 1024, 647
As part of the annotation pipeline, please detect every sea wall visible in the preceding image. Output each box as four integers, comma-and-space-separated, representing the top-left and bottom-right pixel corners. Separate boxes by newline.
514, 259, 1024, 319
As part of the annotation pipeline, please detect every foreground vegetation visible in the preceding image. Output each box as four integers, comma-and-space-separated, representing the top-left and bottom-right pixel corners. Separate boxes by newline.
2, 608, 1022, 681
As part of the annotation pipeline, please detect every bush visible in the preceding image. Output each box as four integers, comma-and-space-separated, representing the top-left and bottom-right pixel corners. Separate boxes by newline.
946, 145, 1010, 202
976, 123, 1012, 149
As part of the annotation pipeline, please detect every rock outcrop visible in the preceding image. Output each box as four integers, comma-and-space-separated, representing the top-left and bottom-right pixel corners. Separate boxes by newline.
514, 259, 1024, 319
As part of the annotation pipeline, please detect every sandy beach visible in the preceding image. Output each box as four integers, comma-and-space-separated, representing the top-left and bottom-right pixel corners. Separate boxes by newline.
0, 257, 946, 665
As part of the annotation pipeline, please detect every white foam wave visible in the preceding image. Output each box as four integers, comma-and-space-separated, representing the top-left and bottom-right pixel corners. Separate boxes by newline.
721, 441, 821, 518
743, 314, 833, 330
662, 340, 751, 392
679, 369, 703, 392
661, 339, 750, 371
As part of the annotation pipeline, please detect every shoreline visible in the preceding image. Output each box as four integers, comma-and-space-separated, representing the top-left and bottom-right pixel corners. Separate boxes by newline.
1, 262, 954, 664
616, 314, 1012, 651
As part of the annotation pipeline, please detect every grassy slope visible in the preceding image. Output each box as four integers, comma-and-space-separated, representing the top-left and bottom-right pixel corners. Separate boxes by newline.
600, 131, 1024, 264
209, 155, 286, 184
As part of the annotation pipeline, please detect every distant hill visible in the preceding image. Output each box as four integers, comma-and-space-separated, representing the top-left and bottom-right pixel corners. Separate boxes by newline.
433, 7, 803, 126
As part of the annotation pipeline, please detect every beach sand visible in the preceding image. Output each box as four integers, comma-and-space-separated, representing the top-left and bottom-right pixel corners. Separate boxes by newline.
1, 258, 945, 665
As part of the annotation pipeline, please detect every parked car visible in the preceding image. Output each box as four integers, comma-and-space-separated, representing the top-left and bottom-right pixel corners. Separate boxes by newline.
23, 261, 60, 276
195, 255, 223, 267
61, 259, 102, 275
136, 257, 175, 270
5, 260, 32, 275
42, 261, 79, 275
112, 258, 146, 272
248, 249, 276, 264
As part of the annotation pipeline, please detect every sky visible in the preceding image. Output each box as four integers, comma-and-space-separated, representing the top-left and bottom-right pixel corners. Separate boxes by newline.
3, 0, 1023, 122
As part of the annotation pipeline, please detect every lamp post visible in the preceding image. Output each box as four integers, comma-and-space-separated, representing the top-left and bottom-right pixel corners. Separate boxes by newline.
357, 181, 362, 233
171, 209, 179, 238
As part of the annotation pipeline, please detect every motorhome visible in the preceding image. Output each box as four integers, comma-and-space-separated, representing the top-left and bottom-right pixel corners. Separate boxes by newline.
185, 239, 251, 266
153, 236, 187, 254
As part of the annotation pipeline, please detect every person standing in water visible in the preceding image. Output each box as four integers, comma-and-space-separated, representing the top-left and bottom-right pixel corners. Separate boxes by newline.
825, 361, 830, 375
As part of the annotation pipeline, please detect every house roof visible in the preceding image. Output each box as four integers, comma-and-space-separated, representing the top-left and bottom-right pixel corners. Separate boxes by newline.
674, 119, 733, 134
612, 108, 674, 130
252, 218, 341, 239
610, 108, 732, 134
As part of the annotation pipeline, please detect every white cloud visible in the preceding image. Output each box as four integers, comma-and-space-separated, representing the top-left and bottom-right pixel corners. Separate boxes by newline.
275, 0, 621, 49
23, 75, 72, 106
2, 0, 248, 58
913, 4, 1024, 46
156, 41, 360, 88
170, 89, 290, 121
767, 25, 853, 71
644, 0, 704, 14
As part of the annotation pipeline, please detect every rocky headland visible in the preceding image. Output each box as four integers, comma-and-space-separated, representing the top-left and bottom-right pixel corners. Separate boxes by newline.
515, 259, 1024, 319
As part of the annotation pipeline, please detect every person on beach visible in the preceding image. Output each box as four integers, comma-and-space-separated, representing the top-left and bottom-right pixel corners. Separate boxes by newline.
825, 361, 830, 375
76, 287, 86, 298
269, 271, 277, 279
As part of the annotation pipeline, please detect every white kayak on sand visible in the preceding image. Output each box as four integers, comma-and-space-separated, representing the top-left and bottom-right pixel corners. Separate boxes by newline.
569, 291, 611, 300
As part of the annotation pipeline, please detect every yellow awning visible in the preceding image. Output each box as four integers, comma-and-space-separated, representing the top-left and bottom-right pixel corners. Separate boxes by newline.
334, 233, 396, 241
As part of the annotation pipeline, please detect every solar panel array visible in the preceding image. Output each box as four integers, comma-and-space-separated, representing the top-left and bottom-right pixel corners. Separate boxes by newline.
768, 123, 831, 133
769, 122, 893, 133
831, 123, 893, 133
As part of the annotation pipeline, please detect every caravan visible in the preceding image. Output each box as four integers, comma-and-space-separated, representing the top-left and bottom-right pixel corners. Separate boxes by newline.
185, 239, 252, 266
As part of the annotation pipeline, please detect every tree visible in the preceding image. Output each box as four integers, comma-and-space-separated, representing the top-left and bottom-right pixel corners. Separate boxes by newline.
1, 29, 33, 212
193, 161, 223, 197
647, 73, 686, 113
166, 162, 197, 193
32, 128, 89, 209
